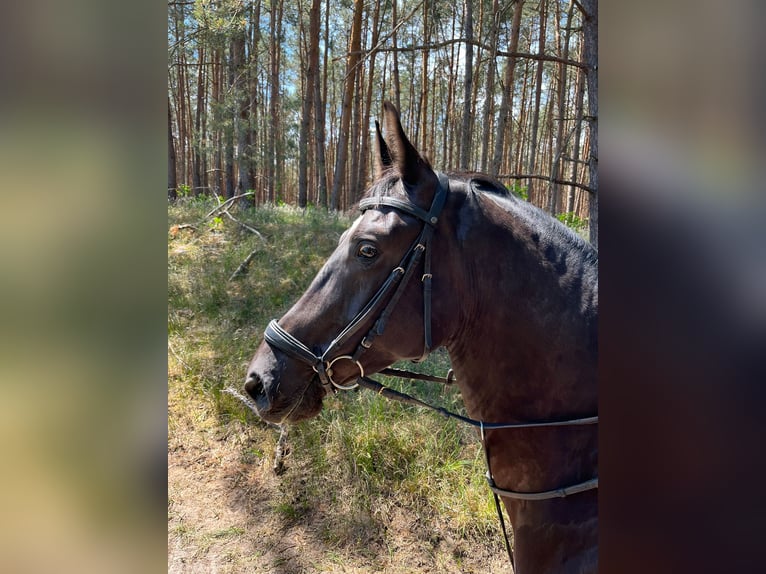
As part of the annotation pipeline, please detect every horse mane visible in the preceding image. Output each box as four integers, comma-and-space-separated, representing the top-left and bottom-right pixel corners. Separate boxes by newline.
452, 172, 512, 198
362, 171, 511, 204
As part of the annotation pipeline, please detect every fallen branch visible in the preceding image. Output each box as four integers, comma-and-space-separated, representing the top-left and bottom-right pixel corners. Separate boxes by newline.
204, 191, 255, 220
228, 247, 259, 281
221, 207, 265, 240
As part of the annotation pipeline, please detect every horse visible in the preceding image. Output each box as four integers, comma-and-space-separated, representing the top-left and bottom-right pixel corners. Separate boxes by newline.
245, 102, 598, 574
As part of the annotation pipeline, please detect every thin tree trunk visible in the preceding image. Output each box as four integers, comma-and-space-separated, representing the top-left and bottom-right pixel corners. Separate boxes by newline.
445, 11, 458, 168
419, 1, 430, 152
298, 0, 316, 208
212, 48, 223, 196
275, 0, 286, 202
168, 95, 177, 199
515, 59, 531, 177
233, 31, 252, 197
267, 0, 283, 202
567, 47, 586, 213
543, 73, 556, 209
480, 0, 501, 173
527, 0, 548, 203
248, 0, 261, 205
224, 47, 235, 199
192, 45, 204, 195
349, 57, 364, 207
492, 0, 524, 177
581, 0, 597, 246
359, 0, 382, 190
330, 0, 363, 210
173, 9, 188, 189
549, 0, 576, 215
315, 0, 330, 207
391, 0, 401, 112
459, 0, 474, 171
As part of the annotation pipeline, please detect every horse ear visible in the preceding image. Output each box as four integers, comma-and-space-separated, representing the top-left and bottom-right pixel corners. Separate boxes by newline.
373, 120, 392, 178
381, 101, 433, 186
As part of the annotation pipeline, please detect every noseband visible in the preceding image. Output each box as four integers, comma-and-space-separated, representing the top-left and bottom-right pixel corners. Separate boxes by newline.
263, 172, 450, 394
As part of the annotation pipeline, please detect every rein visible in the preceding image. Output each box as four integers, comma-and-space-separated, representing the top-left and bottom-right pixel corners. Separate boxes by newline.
260, 171, 597, 569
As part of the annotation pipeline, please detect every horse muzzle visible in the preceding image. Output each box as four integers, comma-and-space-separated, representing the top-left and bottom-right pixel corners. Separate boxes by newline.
244, 343, 325, 424
244, 371, 272, 415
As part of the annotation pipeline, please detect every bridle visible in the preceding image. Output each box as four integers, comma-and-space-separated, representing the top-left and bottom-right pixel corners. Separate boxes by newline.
259, 171, 597, 569
263, 171, 450, 394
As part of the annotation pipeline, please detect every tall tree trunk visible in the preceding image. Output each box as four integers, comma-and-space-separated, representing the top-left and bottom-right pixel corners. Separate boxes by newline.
567, 51, 586, 214
233, 31, 252, 198
543, 71, 556, 208
516, 59, 532, 176
330, 0, 363, 210
192, 45, 205, 195
358, 0, 382, 191
211, 48, 223, 197
173, 9, 188, 189
267, 0, 283, 202
248, 0, 262, 204
492, 0, 524, 177
418, 1, 430, 152
581, 0, 597, 246
224, 47, 235, 199
480, 0, 501, 173
549, 0, 575, 215
445, 11, 458, 168
168, 95, 177, 199
459, 0, 474, 170
349, 4, 370, 209
527, 0, 548, 204
314, 0, 329, 208
391, 0, 401, 112
298, 0, 317, 208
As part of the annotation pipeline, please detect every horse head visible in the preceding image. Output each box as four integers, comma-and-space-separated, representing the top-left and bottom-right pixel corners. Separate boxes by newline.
245, 102, 456, 424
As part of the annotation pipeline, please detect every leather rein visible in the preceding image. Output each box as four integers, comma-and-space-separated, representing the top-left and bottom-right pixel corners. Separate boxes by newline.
261, 172, 597, 568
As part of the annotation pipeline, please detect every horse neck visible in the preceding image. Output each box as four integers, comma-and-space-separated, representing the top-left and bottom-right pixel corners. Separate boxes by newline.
444, 191, 597, 423
441, 191, 598, 573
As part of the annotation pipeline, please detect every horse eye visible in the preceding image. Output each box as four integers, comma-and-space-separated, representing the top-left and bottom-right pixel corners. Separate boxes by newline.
357, 243, 378, 259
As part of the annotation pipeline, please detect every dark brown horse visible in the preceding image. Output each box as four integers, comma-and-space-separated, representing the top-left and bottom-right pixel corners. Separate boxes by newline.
245, 102, 598, 574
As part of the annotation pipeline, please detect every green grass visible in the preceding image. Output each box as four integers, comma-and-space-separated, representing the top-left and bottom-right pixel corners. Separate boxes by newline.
168, 198, 502, 554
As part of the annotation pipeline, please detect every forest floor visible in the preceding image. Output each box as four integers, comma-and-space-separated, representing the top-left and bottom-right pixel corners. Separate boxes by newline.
168, 200, 512, 573
167, 380, 511, 574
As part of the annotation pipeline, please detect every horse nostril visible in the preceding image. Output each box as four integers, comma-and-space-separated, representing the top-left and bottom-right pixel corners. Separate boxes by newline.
245, 372, 266, 401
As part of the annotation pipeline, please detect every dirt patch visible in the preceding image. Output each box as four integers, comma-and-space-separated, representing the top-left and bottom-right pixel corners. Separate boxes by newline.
168, 405, 512, 573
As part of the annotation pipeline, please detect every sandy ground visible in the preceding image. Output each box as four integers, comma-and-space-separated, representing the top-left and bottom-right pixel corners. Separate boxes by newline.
167, 400, 512, 574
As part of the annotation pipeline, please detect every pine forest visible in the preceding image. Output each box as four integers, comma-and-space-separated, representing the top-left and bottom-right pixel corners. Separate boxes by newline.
168, 0, 597, 242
